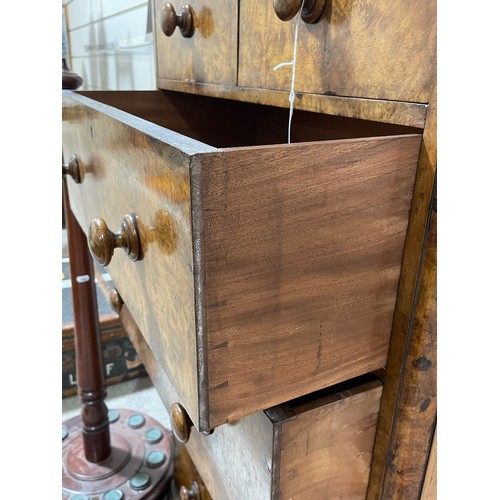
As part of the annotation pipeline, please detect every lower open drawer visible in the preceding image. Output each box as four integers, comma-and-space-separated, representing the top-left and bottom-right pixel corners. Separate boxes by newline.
122, 304, 382, 500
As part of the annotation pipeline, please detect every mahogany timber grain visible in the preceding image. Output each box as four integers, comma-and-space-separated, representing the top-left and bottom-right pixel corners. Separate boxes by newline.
154, 0, 237, 86
278, 380, 383, 499
78, 90, 421, 146
239, 0, 436, 103
121, 304, 274, 500
63, 89, 421, 431
196, 135, 421, 426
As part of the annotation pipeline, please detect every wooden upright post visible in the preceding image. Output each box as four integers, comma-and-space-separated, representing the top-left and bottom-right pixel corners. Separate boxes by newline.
62, 178, 111, 462
62, 176, 173, 498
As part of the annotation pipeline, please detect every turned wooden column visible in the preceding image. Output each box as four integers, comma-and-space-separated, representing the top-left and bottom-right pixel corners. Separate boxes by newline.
62, 178, 111, 463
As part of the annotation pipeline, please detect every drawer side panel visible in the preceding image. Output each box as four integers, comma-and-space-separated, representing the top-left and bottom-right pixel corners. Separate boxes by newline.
278, 381, 383, 499
201, 135, 421, 427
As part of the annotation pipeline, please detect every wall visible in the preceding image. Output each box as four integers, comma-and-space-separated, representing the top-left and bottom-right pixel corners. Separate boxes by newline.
63, 0, 155, 90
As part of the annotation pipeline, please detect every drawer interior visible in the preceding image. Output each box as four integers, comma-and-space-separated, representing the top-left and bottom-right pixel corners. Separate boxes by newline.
77, 90, 421, 149
276, 372, 381, 417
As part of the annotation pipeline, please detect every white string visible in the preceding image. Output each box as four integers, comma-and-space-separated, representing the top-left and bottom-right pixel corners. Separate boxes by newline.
273, 2, 304, 144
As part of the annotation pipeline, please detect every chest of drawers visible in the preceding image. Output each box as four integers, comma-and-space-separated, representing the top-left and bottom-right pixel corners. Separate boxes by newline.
63, 88, 420, 432
63, 0, 436, 497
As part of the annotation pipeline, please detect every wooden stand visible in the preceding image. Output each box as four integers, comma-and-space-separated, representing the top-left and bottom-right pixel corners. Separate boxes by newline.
62, 59, 83, 90
62, 179, 174, 498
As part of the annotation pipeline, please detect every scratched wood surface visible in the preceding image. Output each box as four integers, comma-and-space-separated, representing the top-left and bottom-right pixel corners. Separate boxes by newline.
368, 206, 437, 499
383, 209, 436, 498
63, 89, 421, 431
154, 0, 237, 85
239, 0, 436, 103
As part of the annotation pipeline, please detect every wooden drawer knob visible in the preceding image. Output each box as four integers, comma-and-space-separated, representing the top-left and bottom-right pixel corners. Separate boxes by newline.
109, 288, 123, 314
88, 214, 142, 267
273, 0, 327, 23
170, 403, 193, 444
179, 481, 200, 500
62, 154, 81, 183
161, 3, 195, 38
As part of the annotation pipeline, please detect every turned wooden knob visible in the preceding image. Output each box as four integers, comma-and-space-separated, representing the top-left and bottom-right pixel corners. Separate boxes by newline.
170, 403, 193, 444
273, 0, 327, 23
179, 481, 200, 500
161, 3, 194, 38
62, 154, 81, 183
109, 289, 123, 314
88, 214, 142, 266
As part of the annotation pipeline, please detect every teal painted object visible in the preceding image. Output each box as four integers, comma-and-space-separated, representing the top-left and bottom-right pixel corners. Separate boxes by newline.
146, 451, 166, 468
103, 489, 124, 500
128, 413, 145, 429
108, 410, 120, 423
145, 427, 163, 444
130, 471, 151, 490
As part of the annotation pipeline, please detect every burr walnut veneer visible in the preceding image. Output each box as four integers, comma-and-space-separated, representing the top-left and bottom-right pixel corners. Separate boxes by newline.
62, 89, 421, 432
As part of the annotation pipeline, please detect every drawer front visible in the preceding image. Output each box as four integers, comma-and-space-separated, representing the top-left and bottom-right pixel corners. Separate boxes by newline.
239, 0, 436, 103
63, 90, 420, 433
62, 91, 215, 427
124, 308, 382, 500
154, 0, 238, 85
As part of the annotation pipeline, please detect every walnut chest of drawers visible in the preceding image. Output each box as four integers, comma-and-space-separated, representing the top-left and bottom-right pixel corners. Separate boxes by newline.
62, 0, 436, 497
63, 88, 420, 432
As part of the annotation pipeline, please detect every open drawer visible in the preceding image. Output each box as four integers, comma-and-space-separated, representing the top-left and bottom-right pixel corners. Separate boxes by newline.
62, 89, 421, 431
